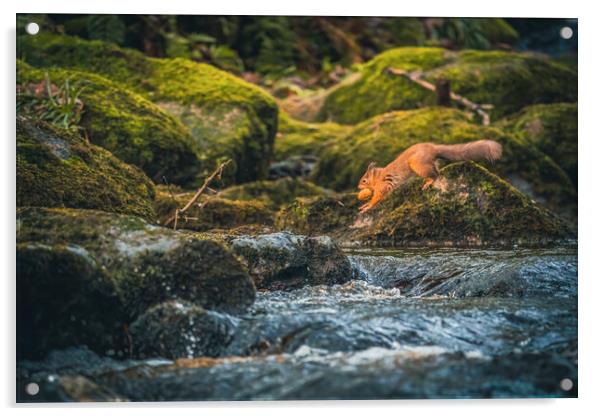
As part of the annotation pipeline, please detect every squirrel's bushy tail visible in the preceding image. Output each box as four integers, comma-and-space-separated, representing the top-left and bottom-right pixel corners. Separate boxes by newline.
434, 140, 502, 163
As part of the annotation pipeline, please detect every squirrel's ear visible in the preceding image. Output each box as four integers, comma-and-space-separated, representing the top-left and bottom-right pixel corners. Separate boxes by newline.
367, 162, 376, 171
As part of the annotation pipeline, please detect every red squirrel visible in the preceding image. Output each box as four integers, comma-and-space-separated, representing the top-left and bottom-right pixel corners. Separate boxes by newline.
357, 140, 502, 213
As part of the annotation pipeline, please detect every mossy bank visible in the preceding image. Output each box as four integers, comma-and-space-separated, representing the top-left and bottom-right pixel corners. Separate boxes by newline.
19, 33, 279, 185
18, 60, 201, 185
319, 47, 577, 124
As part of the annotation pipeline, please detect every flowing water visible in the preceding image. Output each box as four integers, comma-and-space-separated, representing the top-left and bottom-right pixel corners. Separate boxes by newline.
18, 247, 578, 401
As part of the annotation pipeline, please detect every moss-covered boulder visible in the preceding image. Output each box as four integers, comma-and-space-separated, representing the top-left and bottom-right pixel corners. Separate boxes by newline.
17, 117, 156, 221
274, 113, 352, 160
319, 48, 577, 124
19, 33, 279, 185
219, 177, 334, 210
17, 61, 201, 185
312, 108, 576, 217
17, 207, 256, 358
227, 232, 353, 290
129, 301, 237, 359
281, 162, 574, 246
276, 193, 359, 237
497, 103, 577, 186
154, 187, 274, 232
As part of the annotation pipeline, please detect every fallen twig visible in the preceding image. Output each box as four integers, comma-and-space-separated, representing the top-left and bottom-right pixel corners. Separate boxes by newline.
386, 67, 493, 125
163, 160, 232, 230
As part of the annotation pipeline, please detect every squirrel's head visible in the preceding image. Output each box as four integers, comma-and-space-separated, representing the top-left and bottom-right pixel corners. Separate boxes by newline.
358, 162, 381, 193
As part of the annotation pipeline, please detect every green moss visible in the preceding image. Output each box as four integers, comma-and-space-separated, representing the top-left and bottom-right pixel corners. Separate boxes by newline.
18, 60, 201, 185
18, 33, 279, 185
16, 206, 257, 357
358, 162, 573, 246
428, 50, 577, 119
274, 112, 352, 160
312, 107, 576, 218
496, 103, 577, 186
279, 162, 573, 246
154, 188, 273, 232
218, 177, 333, 210
276, 192, 359, 236
319, 47, 450, 124
17, 117, 156, 221
319, 47, 577, 124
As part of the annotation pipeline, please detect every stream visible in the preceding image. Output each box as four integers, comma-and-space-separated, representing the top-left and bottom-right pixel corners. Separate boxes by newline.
18, 247, 578, 401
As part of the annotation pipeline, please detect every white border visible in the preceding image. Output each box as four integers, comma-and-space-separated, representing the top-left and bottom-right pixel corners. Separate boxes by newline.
3, 1, 600, 415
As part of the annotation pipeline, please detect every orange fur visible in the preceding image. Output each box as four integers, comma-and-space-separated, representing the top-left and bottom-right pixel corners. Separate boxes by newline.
357, 140, 502, 213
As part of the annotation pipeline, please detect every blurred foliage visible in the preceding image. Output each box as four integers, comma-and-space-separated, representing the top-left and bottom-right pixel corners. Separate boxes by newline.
17, 14, 575, 77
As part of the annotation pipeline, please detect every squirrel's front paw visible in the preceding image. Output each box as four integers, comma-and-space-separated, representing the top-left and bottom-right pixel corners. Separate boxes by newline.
358, 203, 371, 214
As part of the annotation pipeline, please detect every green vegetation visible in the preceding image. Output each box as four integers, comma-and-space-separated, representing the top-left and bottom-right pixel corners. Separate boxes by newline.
19, 33, 278, 185
18, 60, 202, 185
16, 117, 156, 221
497, 103, 577, 186
320, 47, 577, 124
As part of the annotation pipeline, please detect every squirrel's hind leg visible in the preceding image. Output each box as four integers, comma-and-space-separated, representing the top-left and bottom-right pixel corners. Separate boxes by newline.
408, 157, 438, 191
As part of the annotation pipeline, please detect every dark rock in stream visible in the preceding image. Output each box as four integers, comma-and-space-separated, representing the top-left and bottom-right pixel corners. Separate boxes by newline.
227, 232, 354, 290
17, 207, 255, 358
129, 301, 238, 359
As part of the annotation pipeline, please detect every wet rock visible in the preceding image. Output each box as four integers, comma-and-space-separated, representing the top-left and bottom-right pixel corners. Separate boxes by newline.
268, 156, 317, 180
312, 107, 576, 217
227, 232, 353, 290
17, 61, 201, 186
319, 47, 576, 124
17, 207, 255, 358
19, 33, 278, 185
129, 300, 237, 359
16, 117, 156, 221
280, 162, 574, 247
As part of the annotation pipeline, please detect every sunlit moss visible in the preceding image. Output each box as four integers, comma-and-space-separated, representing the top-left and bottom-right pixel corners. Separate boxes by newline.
19, 33, 278, 185
18, 60, 201, 185
16, 117, 156, 221
496, 103, 577, 186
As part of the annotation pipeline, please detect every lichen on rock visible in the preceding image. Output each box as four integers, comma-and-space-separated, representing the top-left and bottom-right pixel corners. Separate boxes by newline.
17, 116, 156, 221
18, 34, 278, 185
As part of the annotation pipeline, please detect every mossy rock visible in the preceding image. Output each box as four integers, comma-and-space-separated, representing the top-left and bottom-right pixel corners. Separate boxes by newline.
274, 113, 352, 160
129, 300, 237, 359
357, 162, 574, 246
218, 177, 334, 210
227, 232, 353, 291
312, 107, 576, 217
318, 47, 450, 124
17, 60, 201, 185
16, 117, 156, 221
319, 47, 577, 124
276, 193, 359, 237
496, 103, 577, 186
154, 187, 274, 232
280, 162, 574, 246
17, 207, 256, 358
19, 33, 278, 185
